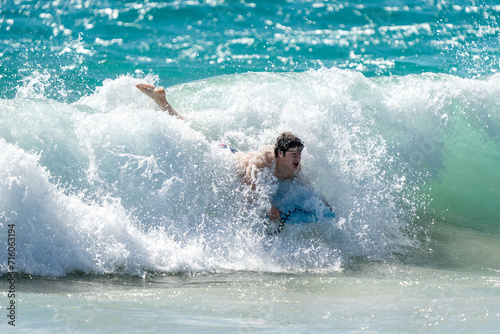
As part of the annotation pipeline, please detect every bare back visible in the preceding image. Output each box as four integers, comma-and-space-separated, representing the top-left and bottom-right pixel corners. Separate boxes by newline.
236, 146, 275, 185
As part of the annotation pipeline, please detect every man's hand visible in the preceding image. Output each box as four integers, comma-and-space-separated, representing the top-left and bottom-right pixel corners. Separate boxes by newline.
267, 206, 282, 221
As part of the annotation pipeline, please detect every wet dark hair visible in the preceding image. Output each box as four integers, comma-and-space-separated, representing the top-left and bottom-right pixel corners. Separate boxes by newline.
274, 132, 304, 158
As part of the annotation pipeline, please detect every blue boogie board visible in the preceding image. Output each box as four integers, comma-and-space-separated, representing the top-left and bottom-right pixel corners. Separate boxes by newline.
265, 178, 336, 235
281, 208, 335, 224
265, 208, 336, 235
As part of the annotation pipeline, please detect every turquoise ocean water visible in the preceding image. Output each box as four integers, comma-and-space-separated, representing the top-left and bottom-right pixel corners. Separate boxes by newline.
1, 0, 500, 332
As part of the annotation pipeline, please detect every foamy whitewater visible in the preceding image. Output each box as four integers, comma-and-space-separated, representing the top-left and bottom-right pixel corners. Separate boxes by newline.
1, 71, 415, 276
1, 0, 500, 332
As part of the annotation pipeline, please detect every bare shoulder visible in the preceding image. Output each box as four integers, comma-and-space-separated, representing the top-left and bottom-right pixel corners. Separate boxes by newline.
260, 147, 275, 166
237, 146, 274, 167
236, 146, 275, 182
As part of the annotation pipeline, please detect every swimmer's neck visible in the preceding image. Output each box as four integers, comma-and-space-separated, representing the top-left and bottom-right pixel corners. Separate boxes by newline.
274, 163, 299, 180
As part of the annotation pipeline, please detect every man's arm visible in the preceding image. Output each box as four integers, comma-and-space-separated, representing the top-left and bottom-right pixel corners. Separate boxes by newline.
236, 148, 283, 221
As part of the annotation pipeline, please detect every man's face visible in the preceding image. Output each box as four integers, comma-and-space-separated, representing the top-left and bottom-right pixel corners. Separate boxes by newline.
278, 146, 302, 171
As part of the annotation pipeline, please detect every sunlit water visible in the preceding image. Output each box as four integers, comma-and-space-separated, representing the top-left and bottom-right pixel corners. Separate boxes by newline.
1, 0, 499, 332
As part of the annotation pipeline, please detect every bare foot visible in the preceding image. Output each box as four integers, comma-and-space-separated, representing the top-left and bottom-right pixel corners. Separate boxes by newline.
135, 83, 183, 119
135, 83, 168, 109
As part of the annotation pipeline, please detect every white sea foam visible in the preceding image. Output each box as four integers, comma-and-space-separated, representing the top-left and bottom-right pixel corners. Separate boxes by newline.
2, 69, 500, 276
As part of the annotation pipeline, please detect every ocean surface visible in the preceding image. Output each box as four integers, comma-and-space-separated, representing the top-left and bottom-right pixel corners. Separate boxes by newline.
1, 0, 500, 332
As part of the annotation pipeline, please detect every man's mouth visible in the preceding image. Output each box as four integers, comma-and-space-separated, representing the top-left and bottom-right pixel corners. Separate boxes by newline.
293, 163, 299, 168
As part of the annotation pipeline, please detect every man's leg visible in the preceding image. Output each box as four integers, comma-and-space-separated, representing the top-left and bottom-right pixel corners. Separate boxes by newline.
136, 84, 183, 120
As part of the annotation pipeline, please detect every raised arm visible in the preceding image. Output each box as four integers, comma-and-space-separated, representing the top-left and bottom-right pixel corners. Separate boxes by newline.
136, 83, 184, 120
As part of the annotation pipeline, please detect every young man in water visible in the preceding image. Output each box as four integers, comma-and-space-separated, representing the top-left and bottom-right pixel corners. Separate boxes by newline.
235, 131, 304, 221
136, 83, 304, 222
